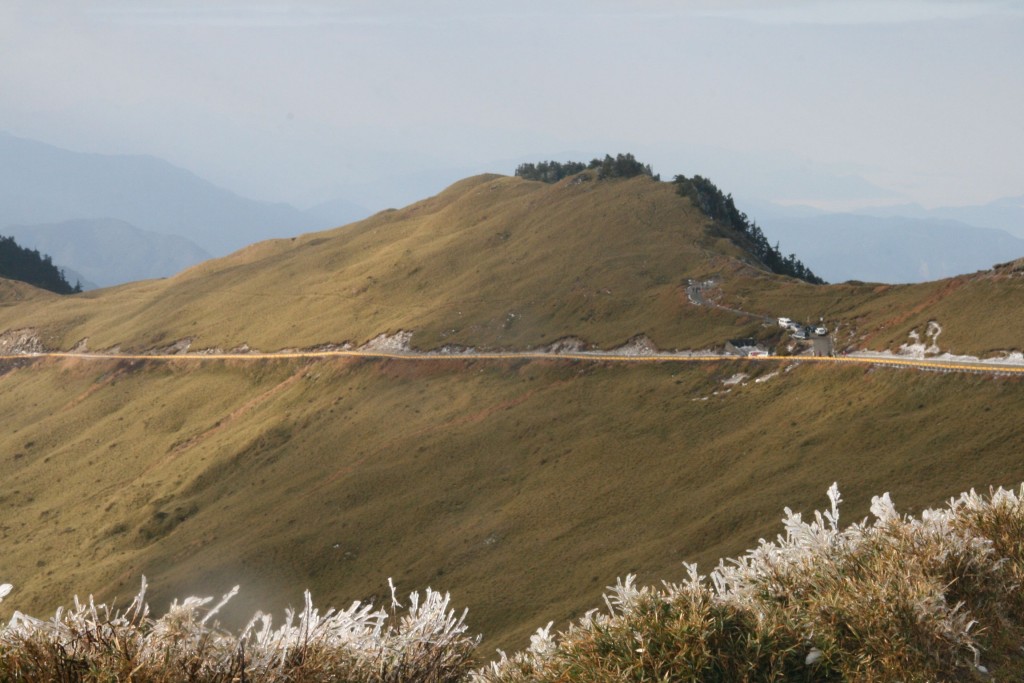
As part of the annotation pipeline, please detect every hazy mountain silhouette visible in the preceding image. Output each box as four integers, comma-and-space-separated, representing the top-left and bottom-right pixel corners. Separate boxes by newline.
0, 132, 329, 255
756, 212, 1024, 283
855, 195, 1024, 239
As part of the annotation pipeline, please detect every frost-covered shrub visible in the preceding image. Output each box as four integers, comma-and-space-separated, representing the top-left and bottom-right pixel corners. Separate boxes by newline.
0, 578, 478, 682
476, 484, 1024, 682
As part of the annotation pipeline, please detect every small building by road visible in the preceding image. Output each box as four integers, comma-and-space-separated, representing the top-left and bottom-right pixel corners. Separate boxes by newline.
725, 338, 771, 357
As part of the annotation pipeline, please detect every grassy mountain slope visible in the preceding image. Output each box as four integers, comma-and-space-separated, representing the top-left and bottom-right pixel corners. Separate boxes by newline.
2, 355, 1021, 654
0, 174, 761, 353
0, 277, 55, 305
724, 262, 1024, 356
1, 171, 1023, 661
0, 172, 1020, 357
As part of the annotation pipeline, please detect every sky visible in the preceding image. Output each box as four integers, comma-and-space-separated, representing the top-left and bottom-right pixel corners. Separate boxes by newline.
1, 0, 1022, 212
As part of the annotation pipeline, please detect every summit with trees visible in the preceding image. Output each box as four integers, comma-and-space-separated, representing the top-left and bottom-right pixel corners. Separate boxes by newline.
515, 153, 657, 183
516, 154, 822, 284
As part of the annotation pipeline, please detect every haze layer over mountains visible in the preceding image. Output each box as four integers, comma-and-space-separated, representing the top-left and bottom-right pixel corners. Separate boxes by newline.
0, 132, 368, 287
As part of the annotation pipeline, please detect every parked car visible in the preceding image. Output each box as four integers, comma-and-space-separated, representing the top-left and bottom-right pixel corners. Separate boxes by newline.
778, 317, 793, 328
814, 326, 828, 336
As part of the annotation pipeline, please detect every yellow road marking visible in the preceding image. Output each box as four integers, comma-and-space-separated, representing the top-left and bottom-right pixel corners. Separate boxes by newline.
1, 349, 1021, 375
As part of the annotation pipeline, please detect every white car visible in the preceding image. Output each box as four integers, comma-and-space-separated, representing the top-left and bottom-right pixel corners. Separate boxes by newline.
778, 317, 793, 328
814, 326, 828, 336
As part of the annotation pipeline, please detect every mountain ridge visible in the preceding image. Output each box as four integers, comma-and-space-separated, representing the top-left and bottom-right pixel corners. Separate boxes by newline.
0, 169, 1019, 358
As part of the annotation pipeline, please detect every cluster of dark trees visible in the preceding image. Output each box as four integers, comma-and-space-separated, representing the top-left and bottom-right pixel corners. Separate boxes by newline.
592, 153, 658, 180
674, 175, 825, 284
514, 160, 588, 183
0, 235, 81, 294
515, 153, 658, 183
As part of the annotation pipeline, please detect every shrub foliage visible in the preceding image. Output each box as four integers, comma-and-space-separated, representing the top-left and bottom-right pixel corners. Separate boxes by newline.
0, 580, 478, 682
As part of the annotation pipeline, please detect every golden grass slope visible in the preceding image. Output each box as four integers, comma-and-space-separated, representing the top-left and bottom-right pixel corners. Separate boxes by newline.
0, 172, 1021, 358
1, 172, 1023, 664
0, 174, 772, 353
2, 354, 1022, 654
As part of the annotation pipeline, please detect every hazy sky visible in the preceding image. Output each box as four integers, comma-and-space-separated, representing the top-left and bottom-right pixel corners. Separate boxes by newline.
2, 0, 1022, 211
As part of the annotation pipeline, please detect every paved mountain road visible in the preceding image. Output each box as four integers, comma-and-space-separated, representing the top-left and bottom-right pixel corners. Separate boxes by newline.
686, 280, 776, 323
3, 279, 1012, 374
2, 347, 1021, 376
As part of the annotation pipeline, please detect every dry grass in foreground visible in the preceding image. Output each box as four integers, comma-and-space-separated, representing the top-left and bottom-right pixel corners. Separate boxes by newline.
3, 483, 1023, 682
0, 581, 477, 682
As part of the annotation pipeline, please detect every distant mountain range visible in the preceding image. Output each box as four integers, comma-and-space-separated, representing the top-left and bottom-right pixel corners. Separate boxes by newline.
857, 195, 1024, 239
754, 212, 1024, 284
0, 132, 369, 287
750, 199, 1024, 284
3, 219, 213, 289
